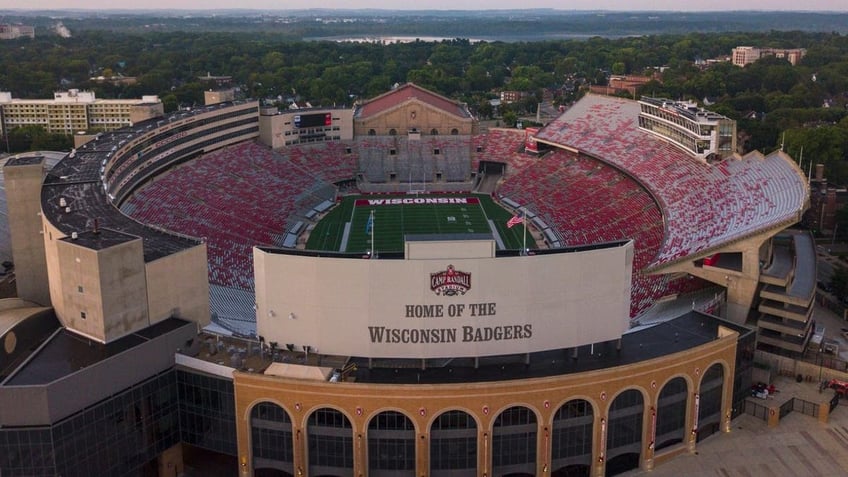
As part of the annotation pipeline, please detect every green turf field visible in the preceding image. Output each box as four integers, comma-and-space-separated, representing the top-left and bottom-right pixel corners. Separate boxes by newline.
306, 194, 528, 253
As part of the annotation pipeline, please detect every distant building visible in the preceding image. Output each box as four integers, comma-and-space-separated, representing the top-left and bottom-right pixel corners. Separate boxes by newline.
638, 97, 737, 160
589, 74, 659, 97
499, 90, 526, 104
732, 46, 807, 66
89, 75, 138, 86
198, 72, 233, 88
0, 90, 163, 136
204, 88, 237, 106
198, 74, 236, 107
0, 23, 34, 40
804, 163, 846, 235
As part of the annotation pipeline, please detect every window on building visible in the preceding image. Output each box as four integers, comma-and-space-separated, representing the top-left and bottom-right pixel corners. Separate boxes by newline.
430, 410, 477, 473
368, 411, 415, 472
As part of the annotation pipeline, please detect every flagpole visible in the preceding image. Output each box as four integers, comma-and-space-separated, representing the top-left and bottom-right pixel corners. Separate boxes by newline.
370, 209, 375, 258
522, 207, 527, 255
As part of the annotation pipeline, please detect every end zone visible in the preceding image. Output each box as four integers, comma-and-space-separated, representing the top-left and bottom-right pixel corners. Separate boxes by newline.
355, 197, 480, 207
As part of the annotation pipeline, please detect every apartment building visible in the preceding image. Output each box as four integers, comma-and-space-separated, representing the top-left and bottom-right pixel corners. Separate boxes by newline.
0, 90, 163, 136
732, 46, 807, 66
0, 23, 35, 39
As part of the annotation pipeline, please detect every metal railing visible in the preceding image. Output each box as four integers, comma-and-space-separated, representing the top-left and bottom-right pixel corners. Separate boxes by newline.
743, 399, 769, 421
792, 398, 820, 418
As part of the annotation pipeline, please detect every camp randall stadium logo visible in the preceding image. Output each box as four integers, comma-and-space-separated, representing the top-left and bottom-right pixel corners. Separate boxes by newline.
430, 265, 471, 296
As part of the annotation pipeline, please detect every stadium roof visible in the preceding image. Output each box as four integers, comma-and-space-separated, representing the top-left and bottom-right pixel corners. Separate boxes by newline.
3, 318, 192, 386
0, 298, 51, 339
59, 228, 139, 251
355, 83, 471, 120
534, 94, 809, 270
37, 103, 255, 261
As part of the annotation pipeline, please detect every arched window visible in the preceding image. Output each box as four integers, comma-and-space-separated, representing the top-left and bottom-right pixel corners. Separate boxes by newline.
656, 377, 688, 450
698, 364, 725, 441
493, 406, 536, 475
250, 402, 294, 474
551, 399, 593, 474
368, 129, 376, 136
389, 128, 397, 136
368, 411, 415, 475
430, 410, 476, 477
307, 408, 353, 474
431, 128, 439, 135
451, 128, 459, 135
606, 389, 644, 475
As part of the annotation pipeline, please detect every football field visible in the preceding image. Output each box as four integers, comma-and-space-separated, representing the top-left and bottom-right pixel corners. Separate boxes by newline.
306, 194, 527, 253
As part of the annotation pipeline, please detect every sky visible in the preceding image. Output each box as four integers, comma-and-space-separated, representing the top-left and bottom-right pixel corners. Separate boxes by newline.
4, 0, 847, 12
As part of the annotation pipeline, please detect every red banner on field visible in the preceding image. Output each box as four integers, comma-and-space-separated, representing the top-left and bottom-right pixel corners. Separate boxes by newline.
355, 197, 480, 207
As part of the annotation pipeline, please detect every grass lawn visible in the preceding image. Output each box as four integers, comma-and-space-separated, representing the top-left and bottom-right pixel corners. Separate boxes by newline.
306, 194, 527, 253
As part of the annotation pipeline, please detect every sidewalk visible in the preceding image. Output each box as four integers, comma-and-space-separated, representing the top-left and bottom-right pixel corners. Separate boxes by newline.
812, 300, 848, 363
626, 401, 848, 476
626, 332, 848, 477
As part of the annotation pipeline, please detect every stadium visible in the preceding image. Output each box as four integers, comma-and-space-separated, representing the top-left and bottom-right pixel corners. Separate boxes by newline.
0, 84, 815, 477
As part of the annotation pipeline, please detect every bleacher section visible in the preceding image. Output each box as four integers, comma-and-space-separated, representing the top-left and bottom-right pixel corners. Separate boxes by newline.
208, 284, 257, 337
122, 141, 336, 291
357, 135, 473, 189
472, 128, 538, 177
534, 95, 808, 270
282, 141, 359, 184
496, 149, 669, 316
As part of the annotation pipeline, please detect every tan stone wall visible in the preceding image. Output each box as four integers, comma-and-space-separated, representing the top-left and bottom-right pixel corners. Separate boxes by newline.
145, 244, 210, 327
129, 102, 165, 124
655, 227, 784, 324
56, 237, 148, 342
234, 332, 738, 476
204, 89, 236, 106
42, 219, 66, 322
4, 160, 50, 306
259, 109, 354, 149
43, 217, 209, 342
73, 133, 98, 148
354, 99, 474, 137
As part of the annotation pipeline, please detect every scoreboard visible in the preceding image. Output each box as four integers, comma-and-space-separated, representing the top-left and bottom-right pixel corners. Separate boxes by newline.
294, 112, 332, 128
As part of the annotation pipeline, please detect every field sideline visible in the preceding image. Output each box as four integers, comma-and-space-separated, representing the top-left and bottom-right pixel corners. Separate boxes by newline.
306, 194, 528, 253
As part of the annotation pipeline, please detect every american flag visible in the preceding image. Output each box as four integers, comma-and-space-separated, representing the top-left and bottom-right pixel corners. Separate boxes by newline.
506, 215, 523, 228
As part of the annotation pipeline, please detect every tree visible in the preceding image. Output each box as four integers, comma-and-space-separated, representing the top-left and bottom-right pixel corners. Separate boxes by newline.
783, 126, 848, 182
611, 61, 626, 75
829, 265, 848, 301
502, 110, 518, 128
4, 126, 71, 153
